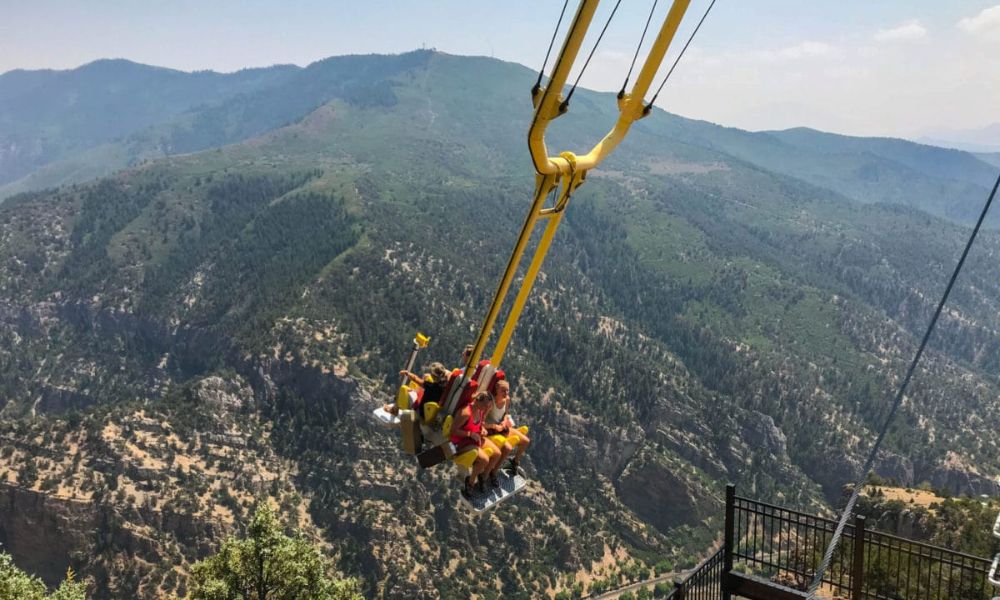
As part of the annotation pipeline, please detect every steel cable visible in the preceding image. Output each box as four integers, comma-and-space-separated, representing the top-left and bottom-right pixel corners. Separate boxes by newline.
807, 170, 1000, 597
620, 0, 660, 97
534, 0, 571, 95
561, 0, 623, 112
645, 0, 718, 112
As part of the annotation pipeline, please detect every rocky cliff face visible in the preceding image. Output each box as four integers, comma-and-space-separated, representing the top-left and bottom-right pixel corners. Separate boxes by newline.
928, 454, 1000, 497
0, 486, 88, 586
617, 446, 718, 534
0, 483, 226, 597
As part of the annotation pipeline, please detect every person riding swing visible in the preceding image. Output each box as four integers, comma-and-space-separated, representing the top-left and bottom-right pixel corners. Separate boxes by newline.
452, 391, 503, 498
381, 362, 448, 418
406, 362, 449, 421
485, 379, 529, 475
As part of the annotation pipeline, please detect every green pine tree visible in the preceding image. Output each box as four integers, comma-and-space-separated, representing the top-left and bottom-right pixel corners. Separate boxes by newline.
0, 553, 86, 600
187, 503, 362, 600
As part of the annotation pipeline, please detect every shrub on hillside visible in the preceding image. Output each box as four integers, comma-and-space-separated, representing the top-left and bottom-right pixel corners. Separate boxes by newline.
186, 503, 362, 600
0, 553, 86, 600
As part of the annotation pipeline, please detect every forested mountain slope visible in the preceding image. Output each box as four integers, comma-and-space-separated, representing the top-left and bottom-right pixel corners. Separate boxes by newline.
644, 119, 997, 225
1, 50, 999, 599
769, 127, 997, 188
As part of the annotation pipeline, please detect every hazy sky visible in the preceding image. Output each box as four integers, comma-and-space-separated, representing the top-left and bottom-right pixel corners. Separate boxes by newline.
2, 1, 999, 138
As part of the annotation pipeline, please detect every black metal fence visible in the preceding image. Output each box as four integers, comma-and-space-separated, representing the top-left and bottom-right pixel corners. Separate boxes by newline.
647, 485, 996, 600
730, 486, 995, 600
665, 548, 725, 600
856, 527, 994, 599
732, 494, 860, 596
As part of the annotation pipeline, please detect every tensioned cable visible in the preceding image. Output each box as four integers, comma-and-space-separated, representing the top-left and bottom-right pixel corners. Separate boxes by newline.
534, 0, 571, 95
806, 169, 1000, 598
645, 0, 718, 112
620, 0, 659, 97
560, 0, 623, 112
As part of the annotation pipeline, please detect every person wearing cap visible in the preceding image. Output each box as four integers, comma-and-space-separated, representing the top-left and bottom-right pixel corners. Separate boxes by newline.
382, 362, 449, 417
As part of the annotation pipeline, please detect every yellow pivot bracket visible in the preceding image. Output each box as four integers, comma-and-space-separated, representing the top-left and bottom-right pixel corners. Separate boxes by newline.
529, 0, 693, 177
461, 0, 694, 383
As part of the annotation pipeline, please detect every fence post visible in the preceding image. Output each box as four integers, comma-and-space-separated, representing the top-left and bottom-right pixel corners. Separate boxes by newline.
723, 483, 735, 600
672, 579, 685, 600
851, 514, 866, 600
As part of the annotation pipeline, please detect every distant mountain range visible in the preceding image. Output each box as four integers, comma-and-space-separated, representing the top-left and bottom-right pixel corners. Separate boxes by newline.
0, 59, 301, 187
917, 123, 1000, 153
2, 56, 998, 228
1, 51, 1000, 599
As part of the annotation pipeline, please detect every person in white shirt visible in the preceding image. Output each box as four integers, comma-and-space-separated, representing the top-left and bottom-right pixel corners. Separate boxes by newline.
483, 380, 529, 476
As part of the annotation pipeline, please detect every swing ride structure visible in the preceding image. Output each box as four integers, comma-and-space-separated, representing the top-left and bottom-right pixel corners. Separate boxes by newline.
373, 0, 703, 512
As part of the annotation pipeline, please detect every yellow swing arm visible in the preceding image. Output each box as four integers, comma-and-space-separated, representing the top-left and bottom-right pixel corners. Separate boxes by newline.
464, 0, 694, 378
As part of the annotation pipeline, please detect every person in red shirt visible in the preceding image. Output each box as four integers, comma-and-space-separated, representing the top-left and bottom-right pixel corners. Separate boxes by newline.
452, 391, 501, 498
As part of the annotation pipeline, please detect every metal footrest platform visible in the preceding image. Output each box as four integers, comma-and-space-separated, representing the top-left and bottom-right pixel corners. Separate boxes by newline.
459, 468, 527, 513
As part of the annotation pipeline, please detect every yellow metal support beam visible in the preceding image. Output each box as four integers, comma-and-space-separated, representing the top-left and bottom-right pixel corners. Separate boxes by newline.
529, 0, 692, 176
491, 171, 582, 366
490, 213, 564, 366
465, 174, 558, 375
460, 0, 694, 381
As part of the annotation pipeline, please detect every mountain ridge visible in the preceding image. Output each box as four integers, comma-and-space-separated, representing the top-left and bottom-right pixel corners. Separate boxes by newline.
0, 57, 302, 79
3, 51, 998, 230
0, 57, 302, 186
918, 122, 1000, 153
